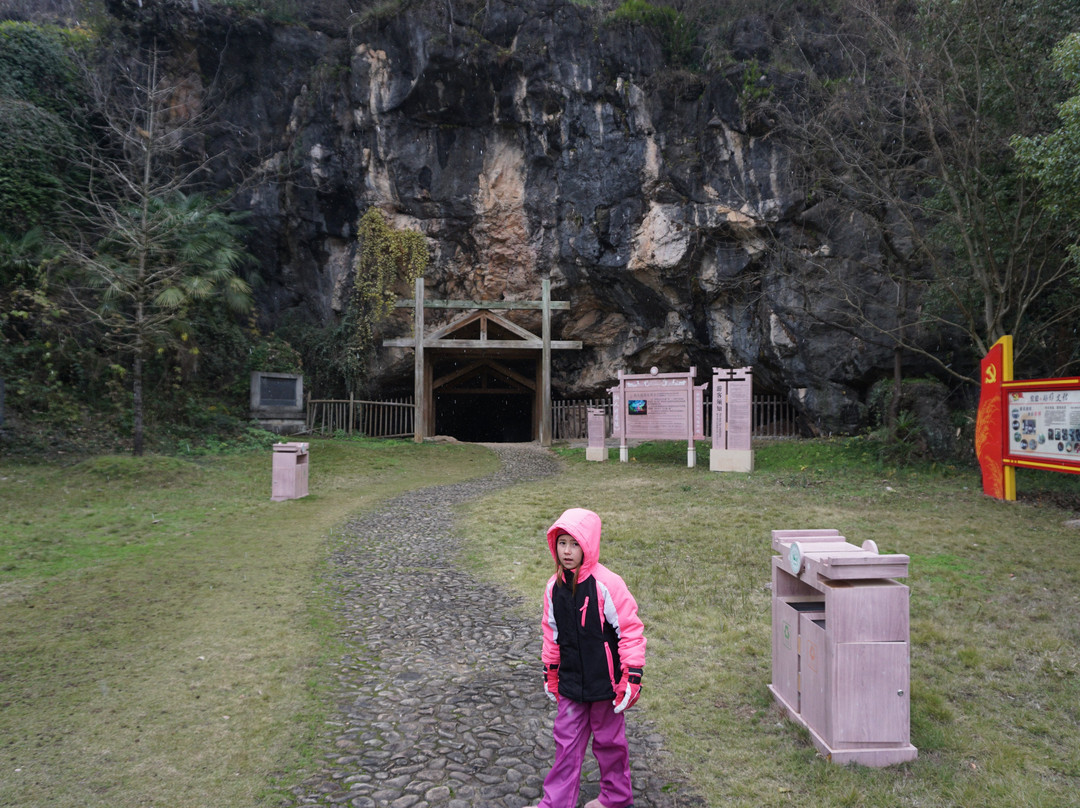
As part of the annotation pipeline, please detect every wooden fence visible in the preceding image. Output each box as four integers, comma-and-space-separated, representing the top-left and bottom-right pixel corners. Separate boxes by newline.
551, 395, 800, 441
306, 394, 800, 441
306, 396, 414, 438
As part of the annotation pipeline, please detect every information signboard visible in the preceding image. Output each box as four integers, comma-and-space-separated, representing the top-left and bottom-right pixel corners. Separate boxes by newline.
1003, 384, 1080, 473
976, 336, 1080, 500
625, 379, 695, 439
609, 367, 705, 467
711, 367, 754, 472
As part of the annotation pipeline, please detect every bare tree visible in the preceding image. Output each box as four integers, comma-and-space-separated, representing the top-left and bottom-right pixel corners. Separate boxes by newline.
59, 43, 251, 455
772, 0, 1080, 399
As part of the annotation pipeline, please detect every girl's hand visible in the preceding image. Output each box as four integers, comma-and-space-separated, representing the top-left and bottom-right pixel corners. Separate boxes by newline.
613, 666, 642, 713
544, 663, 560, 703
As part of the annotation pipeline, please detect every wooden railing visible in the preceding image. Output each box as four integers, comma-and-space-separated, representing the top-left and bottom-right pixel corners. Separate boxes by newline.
306, 396, 414, 438
306, 393, 799, 441
750, 395, 801, 439
551, 395, 801, 441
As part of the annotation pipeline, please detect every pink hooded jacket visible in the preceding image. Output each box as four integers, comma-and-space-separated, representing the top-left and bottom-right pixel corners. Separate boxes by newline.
542, 508, 646, 700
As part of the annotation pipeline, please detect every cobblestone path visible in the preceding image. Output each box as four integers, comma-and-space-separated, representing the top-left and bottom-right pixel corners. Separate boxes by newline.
286, 443, 704, 808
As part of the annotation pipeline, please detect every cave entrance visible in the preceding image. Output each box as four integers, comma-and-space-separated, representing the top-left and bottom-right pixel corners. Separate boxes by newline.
433, 357, 536, 443
383, 279, 582, 445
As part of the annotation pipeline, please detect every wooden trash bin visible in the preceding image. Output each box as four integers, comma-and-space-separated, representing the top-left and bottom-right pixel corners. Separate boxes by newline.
271, 442, 309, 501
768, 529, 917, 766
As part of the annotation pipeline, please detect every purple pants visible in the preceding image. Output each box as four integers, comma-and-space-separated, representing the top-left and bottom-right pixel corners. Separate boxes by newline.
537, 697, 633, 808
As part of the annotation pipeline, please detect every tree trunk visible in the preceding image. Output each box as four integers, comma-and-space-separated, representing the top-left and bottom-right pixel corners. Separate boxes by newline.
888, 274, 909, 443
888, 344, 903, 443
133, 353, 144, 456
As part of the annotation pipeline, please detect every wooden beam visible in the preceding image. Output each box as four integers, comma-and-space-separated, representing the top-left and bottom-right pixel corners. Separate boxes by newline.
426, 308, 486, 341
424, 308, 543, 343
483, 360, 537, 391
432, 360, 488, 389
432, 359, 537, 392
396, 299, 570, 311
383, 338, 583, 349
437, 387, 534, 395
480, 310, 545, 342
423, 354, 433, 440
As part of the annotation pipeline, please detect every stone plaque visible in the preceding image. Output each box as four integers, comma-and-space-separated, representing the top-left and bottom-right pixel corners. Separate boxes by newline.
260, 375, 300, 408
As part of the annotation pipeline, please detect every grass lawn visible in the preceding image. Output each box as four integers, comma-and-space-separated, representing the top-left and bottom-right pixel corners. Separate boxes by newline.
3, 435, 1080, 808
0, 437, 499, 808
458, 439, 1080, 808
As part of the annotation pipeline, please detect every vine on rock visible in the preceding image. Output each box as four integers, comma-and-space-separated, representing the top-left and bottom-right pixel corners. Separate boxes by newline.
347, 206, 430, 388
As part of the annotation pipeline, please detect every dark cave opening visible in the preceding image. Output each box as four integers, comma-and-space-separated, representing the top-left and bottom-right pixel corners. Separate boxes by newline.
434, 392, 534, 442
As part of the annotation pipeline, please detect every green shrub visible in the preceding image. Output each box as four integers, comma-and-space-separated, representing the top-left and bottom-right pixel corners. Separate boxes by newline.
607, 0, 696, 67
0, 99, 77, 229
0, 22, 84, 114
868, 377, 957, 461
0, 23, 87, 232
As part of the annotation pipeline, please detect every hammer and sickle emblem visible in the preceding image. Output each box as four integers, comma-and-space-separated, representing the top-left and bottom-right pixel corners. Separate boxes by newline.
985, 365, 997, 384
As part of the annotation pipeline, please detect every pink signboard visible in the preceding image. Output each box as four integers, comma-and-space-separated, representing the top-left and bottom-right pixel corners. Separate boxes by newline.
712, 367, 753, 450
711, 367, 754, 472
587, 407, 606, 449
609, 367, 704, 467
625, 380, 691, 439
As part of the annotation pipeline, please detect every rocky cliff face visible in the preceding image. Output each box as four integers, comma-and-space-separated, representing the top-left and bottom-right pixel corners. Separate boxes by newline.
110, 0, 947, 433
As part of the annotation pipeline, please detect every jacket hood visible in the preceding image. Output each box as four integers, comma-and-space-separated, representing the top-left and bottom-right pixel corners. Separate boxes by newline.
547, 508, 602, 582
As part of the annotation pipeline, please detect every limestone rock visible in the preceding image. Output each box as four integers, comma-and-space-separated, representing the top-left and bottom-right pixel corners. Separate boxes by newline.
107, 0, 959, 434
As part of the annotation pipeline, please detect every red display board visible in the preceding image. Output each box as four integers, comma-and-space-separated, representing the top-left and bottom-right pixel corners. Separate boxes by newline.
1002, 382, 1080, 473
976, 336, 1080, 500
975, 337, 1012, 499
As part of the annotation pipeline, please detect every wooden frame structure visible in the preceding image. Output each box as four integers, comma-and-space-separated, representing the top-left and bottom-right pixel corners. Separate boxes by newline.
383, 278, 581, 445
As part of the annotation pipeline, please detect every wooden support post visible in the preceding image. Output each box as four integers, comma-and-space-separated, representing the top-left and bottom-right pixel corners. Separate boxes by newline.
424, 355, 433, 439
413, 276, 425, 443
686, 367, 696, 468
541, 279, 552, 447
387, 279, 579, 445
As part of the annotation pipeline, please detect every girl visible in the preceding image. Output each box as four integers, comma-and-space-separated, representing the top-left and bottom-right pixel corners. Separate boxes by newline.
527, 508, 646, 808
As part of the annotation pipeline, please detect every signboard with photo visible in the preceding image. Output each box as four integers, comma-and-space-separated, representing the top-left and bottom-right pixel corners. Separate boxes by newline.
975, 336, 1080, 500
1004, 386, 1080, 471
608, 367, 706, 466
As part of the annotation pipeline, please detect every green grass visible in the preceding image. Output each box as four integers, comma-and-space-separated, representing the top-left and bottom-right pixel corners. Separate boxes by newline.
0, 438, 499, 808
4, 435, 1080, 808
458, 438, 1080, 808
